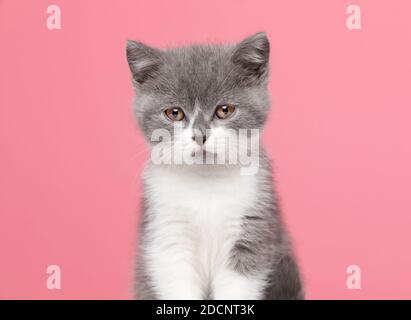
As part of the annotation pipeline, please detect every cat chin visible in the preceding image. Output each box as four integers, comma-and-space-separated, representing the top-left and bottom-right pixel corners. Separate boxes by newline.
151, 160, 241, 169
150, 163, 245, 180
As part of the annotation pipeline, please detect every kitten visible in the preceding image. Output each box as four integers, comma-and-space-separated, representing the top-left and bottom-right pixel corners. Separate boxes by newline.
126, 32, 304, 300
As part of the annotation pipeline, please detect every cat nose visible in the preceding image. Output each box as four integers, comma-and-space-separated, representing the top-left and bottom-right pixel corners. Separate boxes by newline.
191, 134, 207, 146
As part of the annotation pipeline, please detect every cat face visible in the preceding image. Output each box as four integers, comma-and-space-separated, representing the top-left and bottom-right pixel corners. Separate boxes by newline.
126, 32, 270, 167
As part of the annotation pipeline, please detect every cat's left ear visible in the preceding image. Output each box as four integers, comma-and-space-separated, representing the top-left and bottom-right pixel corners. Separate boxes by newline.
232, 32, 270, 82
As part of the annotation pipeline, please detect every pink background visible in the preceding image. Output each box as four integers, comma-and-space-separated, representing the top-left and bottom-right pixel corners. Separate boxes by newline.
1, 0, 411, 299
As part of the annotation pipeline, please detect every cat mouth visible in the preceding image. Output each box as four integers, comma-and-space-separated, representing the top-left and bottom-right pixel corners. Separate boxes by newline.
191, 149, 212, 158
189, 148, 222, 165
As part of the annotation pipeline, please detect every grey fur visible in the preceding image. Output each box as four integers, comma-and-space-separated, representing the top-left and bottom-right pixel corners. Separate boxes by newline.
230, 152, 304, 300
126, 32, 304, 300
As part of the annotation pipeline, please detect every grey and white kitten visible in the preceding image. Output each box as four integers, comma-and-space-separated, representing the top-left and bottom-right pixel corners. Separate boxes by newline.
126, 32, 304, 300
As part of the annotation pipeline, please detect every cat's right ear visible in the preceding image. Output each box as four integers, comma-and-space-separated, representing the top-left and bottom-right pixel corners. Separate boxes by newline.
126, 40, 162, 85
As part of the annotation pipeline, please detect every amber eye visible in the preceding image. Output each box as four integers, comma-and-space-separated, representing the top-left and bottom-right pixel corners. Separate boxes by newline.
164, 107, 185, 121
215, 104, 235, 119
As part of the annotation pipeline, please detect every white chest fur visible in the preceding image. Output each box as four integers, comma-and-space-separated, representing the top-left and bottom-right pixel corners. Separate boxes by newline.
142, 164, 264, 299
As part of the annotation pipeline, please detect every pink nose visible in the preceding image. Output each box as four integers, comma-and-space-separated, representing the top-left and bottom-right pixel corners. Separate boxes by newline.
191, 134, 207, 146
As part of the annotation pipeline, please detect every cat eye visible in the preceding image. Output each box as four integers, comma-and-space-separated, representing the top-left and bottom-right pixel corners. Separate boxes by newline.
214, 104, 236, 119
164, 107, 185, 121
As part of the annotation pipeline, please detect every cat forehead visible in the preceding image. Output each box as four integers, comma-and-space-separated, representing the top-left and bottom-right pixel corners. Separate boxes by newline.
157, 45, 236, 104
164, 44, 233, 70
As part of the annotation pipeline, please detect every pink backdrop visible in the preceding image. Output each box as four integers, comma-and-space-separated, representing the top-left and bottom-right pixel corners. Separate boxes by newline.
1, 0, 411, 299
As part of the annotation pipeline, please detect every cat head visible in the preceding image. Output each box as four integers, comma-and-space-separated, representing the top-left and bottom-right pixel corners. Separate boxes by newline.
126, 32, 270, 169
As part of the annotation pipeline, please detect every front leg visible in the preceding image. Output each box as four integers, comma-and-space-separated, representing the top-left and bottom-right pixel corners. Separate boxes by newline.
145, 219, 204, 300
212, 268, 266, 300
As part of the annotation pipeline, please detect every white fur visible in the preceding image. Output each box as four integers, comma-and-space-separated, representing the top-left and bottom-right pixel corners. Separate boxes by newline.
143, 163, 266, 299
